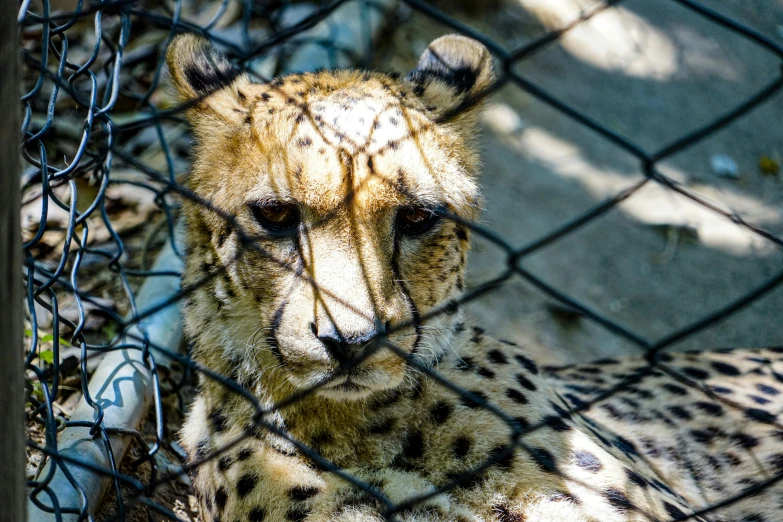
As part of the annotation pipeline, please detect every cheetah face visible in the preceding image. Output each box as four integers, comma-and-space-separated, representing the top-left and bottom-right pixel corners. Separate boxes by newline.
169, 34, 494, 400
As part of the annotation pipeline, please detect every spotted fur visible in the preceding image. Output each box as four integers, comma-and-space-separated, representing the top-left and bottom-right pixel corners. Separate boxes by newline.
168, 34, 783, 521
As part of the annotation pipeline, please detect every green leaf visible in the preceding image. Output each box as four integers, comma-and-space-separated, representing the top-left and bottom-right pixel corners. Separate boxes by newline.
39, 350, 54, 364
31, 381, 44, 402
101, 323, 118, 339
39, 334, 71, 347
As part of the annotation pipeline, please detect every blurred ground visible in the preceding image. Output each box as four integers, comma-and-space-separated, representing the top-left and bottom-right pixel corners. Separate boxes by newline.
379, 0, 783, 365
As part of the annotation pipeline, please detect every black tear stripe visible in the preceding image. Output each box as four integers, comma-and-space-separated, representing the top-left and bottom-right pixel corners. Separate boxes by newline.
391, 233, 422, 365
266, 224, 307, 367
184, 50, 240, 95
267, 300, 287, 364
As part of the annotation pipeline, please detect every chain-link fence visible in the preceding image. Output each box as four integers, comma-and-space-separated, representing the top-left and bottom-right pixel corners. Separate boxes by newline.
17, 0, 783, 521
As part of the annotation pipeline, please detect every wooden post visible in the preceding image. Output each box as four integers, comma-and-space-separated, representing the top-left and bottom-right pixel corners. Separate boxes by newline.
0, 1, 26, 521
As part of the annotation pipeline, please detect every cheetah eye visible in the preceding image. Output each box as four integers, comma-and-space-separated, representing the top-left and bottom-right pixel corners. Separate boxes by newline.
396, 206, 440, 236
249, 202, 300, 235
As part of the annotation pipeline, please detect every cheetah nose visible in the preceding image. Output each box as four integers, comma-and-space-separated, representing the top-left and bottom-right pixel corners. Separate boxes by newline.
320, 338, 361, 365
317, 329, 379, 366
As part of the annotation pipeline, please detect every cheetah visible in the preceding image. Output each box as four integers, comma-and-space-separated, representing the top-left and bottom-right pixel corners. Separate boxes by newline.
167, 33, 783, 521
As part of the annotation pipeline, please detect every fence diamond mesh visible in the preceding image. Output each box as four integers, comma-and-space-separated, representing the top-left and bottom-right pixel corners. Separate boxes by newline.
17, 0, 783, 521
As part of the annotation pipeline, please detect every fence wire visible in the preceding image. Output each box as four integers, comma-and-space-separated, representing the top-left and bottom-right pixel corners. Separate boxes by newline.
17, 0, 783, 521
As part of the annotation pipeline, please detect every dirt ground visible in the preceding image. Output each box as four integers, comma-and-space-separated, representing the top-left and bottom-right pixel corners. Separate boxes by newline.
381, 0, 783, 365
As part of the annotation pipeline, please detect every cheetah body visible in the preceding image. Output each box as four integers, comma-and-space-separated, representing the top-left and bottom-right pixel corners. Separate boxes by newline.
167, 34, 783, 522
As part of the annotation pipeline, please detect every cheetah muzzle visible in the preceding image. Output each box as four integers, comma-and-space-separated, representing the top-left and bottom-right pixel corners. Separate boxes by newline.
169, 33, 783, 522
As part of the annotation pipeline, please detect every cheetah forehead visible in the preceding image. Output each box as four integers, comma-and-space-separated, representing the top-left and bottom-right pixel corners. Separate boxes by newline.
169, 35, 494, 218
215, 75, 481, 216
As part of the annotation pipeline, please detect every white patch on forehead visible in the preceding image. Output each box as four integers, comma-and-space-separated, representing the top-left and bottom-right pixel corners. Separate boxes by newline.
311, 92, 414, 156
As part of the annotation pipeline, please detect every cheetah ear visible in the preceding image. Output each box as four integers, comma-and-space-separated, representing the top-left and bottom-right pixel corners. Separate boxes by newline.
406, 35, 495, 121
166, 34, 251, 119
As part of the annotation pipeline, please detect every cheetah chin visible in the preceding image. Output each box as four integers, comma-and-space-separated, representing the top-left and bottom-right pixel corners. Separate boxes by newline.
169, 33, 783, 522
